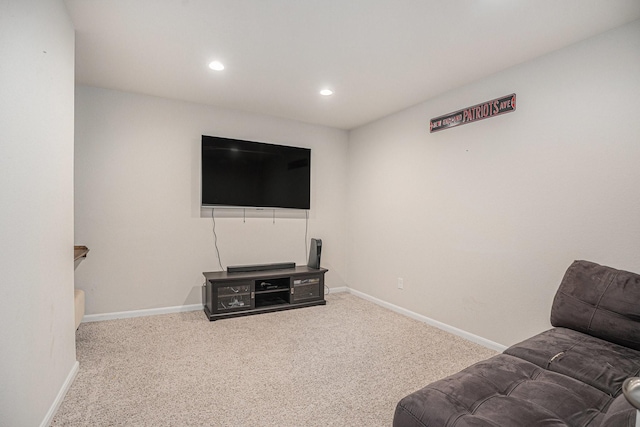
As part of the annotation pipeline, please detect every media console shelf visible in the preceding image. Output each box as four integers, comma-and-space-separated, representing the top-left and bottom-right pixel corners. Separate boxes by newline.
202, 266, 327, 321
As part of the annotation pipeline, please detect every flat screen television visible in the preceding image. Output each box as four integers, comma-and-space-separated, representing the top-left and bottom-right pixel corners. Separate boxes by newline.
201, 135, 311, 210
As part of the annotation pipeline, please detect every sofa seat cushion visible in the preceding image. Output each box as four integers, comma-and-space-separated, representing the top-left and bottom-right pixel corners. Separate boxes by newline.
393, 354, 613, 427
504, 327, 640, 397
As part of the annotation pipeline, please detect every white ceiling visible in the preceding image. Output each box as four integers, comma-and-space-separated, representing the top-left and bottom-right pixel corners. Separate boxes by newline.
65, 0, 640, 130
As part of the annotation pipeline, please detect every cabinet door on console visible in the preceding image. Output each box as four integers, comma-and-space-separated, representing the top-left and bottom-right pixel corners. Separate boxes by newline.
213, 281, 254, 313
291, 275, 323, 302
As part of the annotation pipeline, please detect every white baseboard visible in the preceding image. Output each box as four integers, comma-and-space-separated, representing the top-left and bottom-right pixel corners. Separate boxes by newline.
41, 360, 79, 427
345, 287, 507, 353
82, 288, 350, 322
82, 303, 203, 323
80, 288, 505, 352
327, 285, 348, 294
82, 289, 351, 322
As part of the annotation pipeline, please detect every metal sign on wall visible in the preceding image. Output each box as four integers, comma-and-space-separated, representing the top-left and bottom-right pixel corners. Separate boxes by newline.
430, 93, 516, 133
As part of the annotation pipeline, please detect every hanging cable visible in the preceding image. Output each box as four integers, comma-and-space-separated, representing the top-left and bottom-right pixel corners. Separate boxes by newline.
211, 208, 224, 271
305, 210, 309, 261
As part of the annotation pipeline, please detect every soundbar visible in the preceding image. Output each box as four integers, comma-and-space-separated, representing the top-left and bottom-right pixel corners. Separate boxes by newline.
227, 262, 296, 273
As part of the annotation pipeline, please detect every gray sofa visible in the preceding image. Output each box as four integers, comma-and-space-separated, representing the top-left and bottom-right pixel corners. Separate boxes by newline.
393, 260, 640, 426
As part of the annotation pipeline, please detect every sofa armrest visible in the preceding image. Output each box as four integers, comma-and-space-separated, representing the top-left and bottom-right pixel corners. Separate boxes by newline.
601, 394, 636, 427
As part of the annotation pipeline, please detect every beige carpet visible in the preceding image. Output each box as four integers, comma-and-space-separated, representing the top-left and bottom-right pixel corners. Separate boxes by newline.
51, 293, 496, 426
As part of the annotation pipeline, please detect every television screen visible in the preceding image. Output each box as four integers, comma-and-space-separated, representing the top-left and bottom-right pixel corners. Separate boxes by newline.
201, 135, 311, 210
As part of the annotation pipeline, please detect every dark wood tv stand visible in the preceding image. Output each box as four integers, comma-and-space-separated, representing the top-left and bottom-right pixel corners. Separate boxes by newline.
202, 266, 327, 321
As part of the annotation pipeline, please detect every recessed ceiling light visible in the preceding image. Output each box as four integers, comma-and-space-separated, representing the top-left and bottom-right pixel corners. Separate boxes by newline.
208, 61, 225, 71
320, 89, 333, 96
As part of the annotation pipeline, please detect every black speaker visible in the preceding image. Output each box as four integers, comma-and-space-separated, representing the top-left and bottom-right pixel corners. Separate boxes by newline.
307, 238, 322, 269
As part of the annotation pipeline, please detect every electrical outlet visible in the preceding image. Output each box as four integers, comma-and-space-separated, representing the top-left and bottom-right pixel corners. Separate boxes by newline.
397, 278, 404, 290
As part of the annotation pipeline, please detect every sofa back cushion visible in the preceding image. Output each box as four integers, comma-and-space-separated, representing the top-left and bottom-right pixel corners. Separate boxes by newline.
551, 260, 640, 351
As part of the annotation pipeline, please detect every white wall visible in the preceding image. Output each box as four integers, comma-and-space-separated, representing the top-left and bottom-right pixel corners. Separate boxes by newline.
0, 0, 77, 425
74, 87, 348, 315
347, 20, 640, 347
